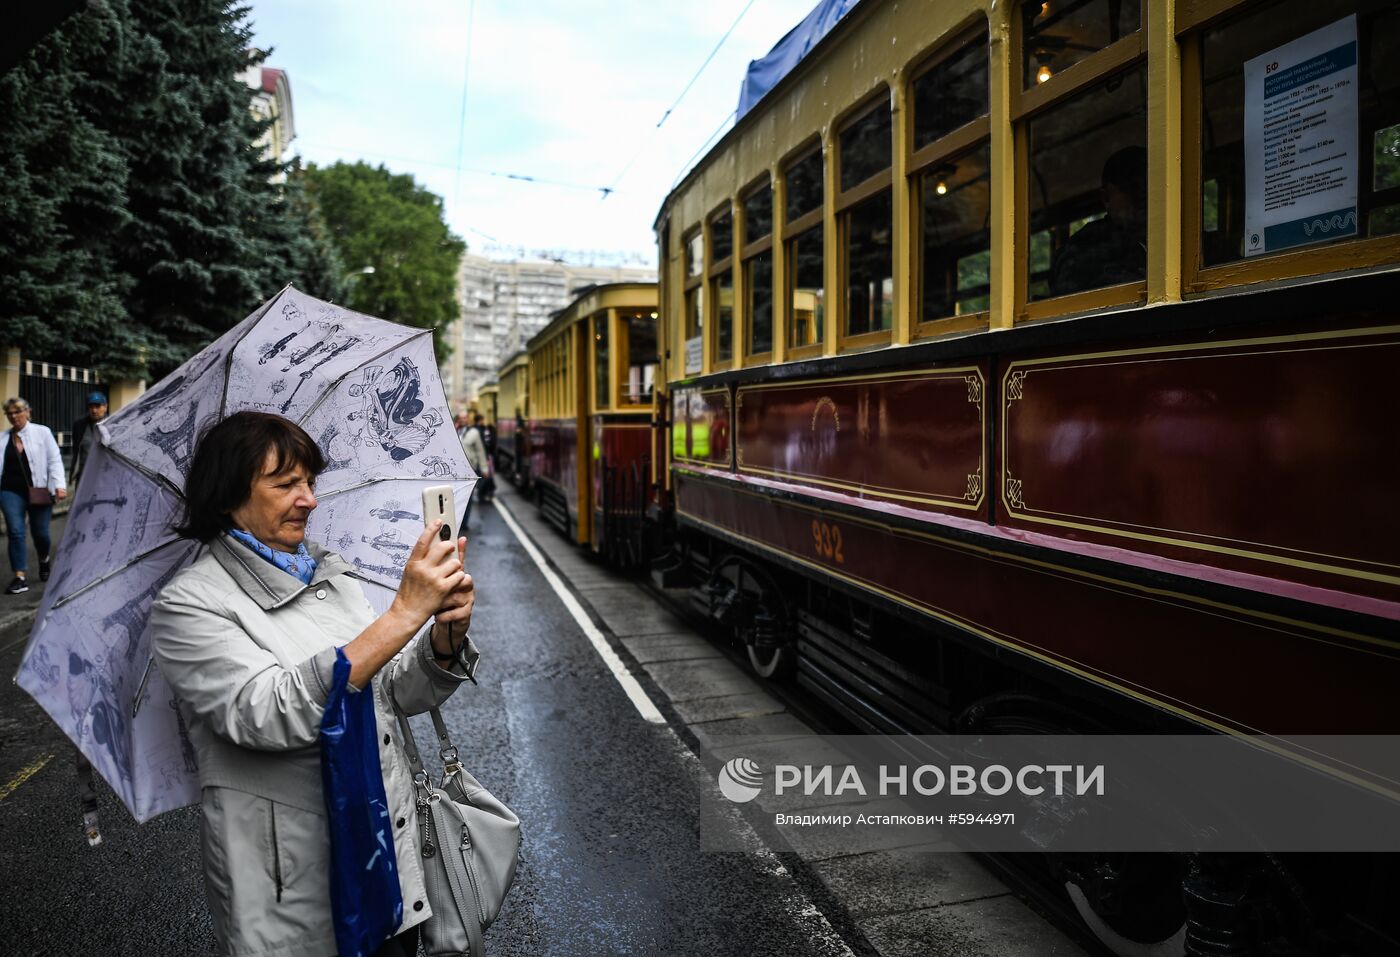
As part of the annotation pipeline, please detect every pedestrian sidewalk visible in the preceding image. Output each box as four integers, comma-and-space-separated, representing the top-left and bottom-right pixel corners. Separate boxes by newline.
492, 483, 1088, 957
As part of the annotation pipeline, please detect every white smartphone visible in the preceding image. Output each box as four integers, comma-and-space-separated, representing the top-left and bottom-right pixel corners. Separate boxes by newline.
421, 484, 457, 543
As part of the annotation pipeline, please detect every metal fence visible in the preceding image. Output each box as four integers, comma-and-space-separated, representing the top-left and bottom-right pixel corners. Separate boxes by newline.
17, 358, 104, 451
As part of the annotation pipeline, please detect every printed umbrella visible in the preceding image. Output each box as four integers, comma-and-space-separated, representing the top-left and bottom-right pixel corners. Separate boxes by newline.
15, 285, 476, 822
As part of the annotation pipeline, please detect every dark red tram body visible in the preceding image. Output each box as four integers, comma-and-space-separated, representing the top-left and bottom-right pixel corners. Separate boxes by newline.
666, 289, 1400, 739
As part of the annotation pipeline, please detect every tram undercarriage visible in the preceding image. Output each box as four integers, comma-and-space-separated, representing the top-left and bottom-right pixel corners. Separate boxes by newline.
659, 520, 1400, 957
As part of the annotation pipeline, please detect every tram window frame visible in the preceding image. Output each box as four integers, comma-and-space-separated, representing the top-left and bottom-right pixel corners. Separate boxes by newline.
1012, 0, 1147, 322
1179, 0, 1400, 293
682, 226, 704, 376
835, 88, 895, 351
739, 175, 775, 365
781, 140, 827, 361
907, 20, 993, 338
706, 204, 736, 371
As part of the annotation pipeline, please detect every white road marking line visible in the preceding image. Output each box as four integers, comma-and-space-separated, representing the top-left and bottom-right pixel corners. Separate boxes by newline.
495, 498, 666, 724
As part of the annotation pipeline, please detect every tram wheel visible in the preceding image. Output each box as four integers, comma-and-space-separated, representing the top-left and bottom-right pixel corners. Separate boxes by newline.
702, 555, 794, 680
956, 695, 1188, 957
1064, 856, 1187, 957
746, 637, 792, 679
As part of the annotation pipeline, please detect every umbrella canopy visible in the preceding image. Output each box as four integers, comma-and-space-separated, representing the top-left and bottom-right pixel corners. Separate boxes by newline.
15, 286, 476, 822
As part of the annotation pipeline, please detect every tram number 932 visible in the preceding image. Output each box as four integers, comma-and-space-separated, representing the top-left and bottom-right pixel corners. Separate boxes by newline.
810, 519, 846, 564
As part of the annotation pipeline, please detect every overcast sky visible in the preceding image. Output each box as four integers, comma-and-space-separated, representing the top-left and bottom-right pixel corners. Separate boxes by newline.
246, 0, 817, 266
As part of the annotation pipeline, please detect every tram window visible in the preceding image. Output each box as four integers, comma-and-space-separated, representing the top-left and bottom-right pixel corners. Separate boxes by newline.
1200, 1, 1400, 265
684, 285, 703, 344
1022, 0, 1141, 88
709, 207, 734, 365
844, 191, 893, 335
1027, 63, 1148, 301
683, 225, 704, 371
623, 313, 656, 405
920, 143, 992, 320
685, 230, 703, 279
710, 208, 733, 264
593, 315, 610, 411
787, 226, 825, 348
744, 184, 772, 243
913, 33, 989, 148
746, 250, 774, 354
713, 272, 734, 362
785, 150, 824, 221
840, 101, 892, 191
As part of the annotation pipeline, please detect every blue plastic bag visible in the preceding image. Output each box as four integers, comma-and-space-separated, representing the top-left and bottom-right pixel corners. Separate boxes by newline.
320, 647, 404, 957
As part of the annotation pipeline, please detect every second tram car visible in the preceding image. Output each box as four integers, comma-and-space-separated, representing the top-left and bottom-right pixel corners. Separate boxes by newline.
526, 283, 659, 562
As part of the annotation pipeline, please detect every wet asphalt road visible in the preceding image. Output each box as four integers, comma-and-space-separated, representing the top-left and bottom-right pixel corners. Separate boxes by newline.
0, 501, 850, 955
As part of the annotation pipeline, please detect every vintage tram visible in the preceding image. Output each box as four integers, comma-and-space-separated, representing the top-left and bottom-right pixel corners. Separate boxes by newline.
525, 282, 659, 561
494, 349, 530, 488
643, 0, 1400, 954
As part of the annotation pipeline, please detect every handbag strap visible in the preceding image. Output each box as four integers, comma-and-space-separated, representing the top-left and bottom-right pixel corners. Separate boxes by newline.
393, 703, 463, 779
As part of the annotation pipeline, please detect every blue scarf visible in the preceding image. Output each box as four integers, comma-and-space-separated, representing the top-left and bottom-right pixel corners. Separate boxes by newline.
228, 528, 318, 585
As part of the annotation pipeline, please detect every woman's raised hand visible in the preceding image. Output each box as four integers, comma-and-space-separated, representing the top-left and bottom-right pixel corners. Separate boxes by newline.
391, 521, 467, 628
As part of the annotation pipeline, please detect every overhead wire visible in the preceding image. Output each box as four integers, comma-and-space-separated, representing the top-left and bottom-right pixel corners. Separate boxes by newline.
297, 141, 618, 194
602, 0, 760, 198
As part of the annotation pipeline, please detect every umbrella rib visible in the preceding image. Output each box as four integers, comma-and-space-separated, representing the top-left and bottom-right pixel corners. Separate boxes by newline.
317, 474, 474, 501
99, 445, 187, 500
295, 330, 432, 427
219, 288, 288, 420
51, 537, 189, 609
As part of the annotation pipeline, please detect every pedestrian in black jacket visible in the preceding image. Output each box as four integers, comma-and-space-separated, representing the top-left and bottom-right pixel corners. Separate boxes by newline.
69, 391, 108, 487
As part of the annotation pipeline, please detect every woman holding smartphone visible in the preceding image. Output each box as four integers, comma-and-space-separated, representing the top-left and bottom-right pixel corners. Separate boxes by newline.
152, 411, 475, 957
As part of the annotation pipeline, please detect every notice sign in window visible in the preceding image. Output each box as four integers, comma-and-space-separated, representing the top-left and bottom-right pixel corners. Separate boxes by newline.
1244, 15, 1358, 256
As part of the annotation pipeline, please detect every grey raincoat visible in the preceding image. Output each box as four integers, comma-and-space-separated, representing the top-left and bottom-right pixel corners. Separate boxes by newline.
151, 534, 473, 957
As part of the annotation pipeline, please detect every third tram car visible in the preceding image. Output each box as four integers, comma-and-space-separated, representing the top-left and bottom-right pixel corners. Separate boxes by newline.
526, 283, 659, 562
643, 0, 1400, 954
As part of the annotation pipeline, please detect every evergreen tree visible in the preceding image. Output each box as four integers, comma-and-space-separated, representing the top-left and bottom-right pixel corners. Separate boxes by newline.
118, 0, 277, 375
0, 0, 147, 376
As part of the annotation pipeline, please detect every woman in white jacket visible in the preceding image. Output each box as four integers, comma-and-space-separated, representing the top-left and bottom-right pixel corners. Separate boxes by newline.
0, 397, 67, 594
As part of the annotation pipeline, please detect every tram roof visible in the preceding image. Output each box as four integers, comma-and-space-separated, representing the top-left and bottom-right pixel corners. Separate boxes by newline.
526, 281, 658, 351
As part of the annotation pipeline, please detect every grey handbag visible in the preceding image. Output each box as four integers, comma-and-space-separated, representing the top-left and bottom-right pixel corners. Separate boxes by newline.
395, 704, 520, 957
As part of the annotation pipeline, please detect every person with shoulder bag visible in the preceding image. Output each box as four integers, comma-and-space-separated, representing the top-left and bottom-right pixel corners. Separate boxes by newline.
0, 397, 67, 594
151, 412, 515, 957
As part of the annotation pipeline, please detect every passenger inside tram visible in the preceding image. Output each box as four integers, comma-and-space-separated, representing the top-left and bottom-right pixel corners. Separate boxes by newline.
1048, 144, 1148, 297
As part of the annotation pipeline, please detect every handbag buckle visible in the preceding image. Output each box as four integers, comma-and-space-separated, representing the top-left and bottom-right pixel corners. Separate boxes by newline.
413, 770, 440, 805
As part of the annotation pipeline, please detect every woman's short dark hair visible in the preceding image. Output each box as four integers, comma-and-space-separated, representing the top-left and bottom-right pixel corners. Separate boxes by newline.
175, 411, 326, 542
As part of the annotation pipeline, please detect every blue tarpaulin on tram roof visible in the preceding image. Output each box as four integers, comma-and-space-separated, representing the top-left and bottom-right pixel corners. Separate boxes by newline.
736, 0, 859, 119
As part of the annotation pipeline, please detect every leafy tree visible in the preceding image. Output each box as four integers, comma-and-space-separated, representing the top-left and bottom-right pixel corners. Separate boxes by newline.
303, 161, 465, 359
